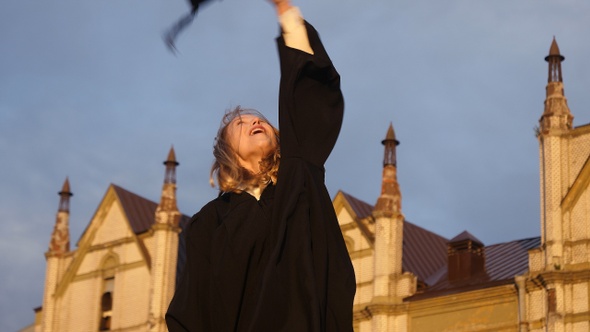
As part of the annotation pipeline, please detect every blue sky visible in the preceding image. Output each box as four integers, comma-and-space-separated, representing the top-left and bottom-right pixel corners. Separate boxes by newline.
2, 0, 590, 330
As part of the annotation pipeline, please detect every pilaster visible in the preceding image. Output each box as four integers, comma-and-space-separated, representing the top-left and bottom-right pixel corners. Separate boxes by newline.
538, 38, 572, 272
41, 178, 73, 332
148, 148, 181, 332
148, 223, 180, 331
370, 124, 416, 331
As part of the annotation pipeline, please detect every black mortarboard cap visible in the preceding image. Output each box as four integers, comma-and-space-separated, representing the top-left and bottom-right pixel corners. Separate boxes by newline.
164, 0, 209, 53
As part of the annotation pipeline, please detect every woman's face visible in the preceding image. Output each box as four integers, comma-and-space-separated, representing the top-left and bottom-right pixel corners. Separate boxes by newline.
225, 114, 277, 172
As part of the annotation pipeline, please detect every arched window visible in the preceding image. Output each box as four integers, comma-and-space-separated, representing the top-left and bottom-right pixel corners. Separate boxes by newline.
98, 255, 117, 331
99, 277, 114, 331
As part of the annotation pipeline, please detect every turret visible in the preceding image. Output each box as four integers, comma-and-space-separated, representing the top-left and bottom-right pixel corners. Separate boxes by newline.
373, 123, 401, 218
539, 37, 573, 134
537, 38, 574, 271
369, 123, 416, 331
42, 178, 73, 331
48, 178, 72, 255
149, 147, 182, 331
155, 147, 180, 226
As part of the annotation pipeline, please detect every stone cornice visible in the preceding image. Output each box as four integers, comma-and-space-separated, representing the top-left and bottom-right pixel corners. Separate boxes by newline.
349, 248, 373, 260
45, 250, 75, 260
339, 221, 357, 232
151, 222, 181, 233
408, 284, 517, 312
72, 260, 146, 283
535, 269, 590, 285
568, 123, 590, 137
108, 321, 152, 332
564, 311, 590, 325
86, 237, 135, 252
354, 301, 410, 321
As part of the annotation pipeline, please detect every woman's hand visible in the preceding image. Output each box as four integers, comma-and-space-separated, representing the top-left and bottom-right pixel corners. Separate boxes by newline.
270, 0, 292, 15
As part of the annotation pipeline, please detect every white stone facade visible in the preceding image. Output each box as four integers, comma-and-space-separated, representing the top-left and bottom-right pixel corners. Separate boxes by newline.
37, 149, 182, 332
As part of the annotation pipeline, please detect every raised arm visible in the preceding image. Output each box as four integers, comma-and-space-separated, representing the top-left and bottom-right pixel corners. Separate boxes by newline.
271, 0, 314, 54
271, 0, 292, 15
275, 5, 344, 167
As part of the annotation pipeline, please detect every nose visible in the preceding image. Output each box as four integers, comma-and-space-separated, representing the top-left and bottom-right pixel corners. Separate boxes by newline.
252, 117, 261, 125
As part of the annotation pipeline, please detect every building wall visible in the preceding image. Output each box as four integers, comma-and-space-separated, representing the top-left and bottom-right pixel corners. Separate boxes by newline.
39, 188, 157, 332
336, 204, 375, 308
407, 286, 519, 332
568, 131, 590, 184
34, 81, 590, 331
111, 265, 151, 330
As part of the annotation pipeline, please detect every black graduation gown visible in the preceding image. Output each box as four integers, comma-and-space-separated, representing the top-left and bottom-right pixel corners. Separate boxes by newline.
166, 21, 356, 332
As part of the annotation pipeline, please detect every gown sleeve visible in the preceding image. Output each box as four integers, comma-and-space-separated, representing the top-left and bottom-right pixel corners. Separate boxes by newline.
251, 21, 354, 332
276, 21, 344, 167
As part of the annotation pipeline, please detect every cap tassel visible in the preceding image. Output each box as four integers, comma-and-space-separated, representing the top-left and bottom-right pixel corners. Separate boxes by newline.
164, 10, 197, 53
163, 0, 205, 54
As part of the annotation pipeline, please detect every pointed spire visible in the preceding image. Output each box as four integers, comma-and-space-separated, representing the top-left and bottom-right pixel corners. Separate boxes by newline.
382, 122, 400, 167
374, 123, 402, 218
156, 147, 180, 226
540, 37, 573, 134
49, 178, 72, 255
548, 37, 563, 57
545, 37, 565, 83
58, 177, 73, 212
163, 146, 179, 184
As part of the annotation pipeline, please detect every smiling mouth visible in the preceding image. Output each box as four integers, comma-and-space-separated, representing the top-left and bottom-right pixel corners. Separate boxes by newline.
250, 126, 266, 136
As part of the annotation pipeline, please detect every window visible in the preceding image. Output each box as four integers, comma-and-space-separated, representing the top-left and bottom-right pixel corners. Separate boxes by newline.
99, 277, 114, 331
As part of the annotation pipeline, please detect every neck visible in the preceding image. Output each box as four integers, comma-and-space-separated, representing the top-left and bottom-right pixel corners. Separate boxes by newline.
239, 157, 262, 174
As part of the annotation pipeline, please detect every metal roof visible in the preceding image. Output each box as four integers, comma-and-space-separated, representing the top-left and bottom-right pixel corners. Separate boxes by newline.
109, 185, 540, 295
111, 184, 191, 286
485, 236, 540, 281
112, 184, 158, 234
338, 192, 449, 283
403, 221, 449, 283
337, 191, 541, 296
416, 237, 541, 297
339, 191, 373, 219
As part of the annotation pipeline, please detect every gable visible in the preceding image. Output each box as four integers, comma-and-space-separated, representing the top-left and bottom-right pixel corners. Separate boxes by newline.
91, 200, 133, 245
334, 190, 449, 285
334, 191, 375, 252
112, 184, 158, 234
54, 185, 153, 297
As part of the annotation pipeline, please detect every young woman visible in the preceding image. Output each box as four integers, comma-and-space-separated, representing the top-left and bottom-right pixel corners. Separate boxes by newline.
166, 1, 356, 331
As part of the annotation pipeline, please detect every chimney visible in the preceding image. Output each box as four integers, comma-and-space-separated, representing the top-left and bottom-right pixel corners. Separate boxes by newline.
447, 231, 486, 282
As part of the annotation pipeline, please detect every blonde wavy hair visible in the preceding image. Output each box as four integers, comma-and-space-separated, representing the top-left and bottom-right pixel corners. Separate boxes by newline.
209, 106, 280, 193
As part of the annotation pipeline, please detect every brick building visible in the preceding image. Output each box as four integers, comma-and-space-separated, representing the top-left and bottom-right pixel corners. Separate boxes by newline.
27, 38, 590, 331
28, 148, 189, 332
338, 38, 590, 331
